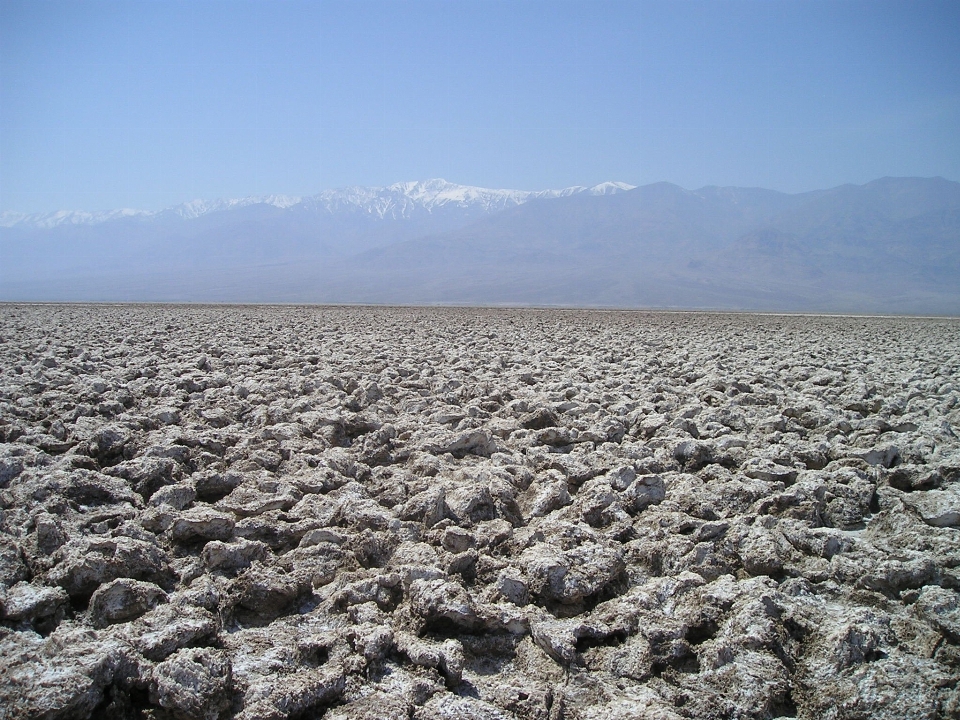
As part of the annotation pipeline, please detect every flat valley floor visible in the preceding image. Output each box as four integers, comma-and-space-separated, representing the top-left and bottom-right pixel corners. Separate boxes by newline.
1, 305, 959, 719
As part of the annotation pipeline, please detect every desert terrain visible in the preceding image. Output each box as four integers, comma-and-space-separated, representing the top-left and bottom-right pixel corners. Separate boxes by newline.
0, 304, 958, 719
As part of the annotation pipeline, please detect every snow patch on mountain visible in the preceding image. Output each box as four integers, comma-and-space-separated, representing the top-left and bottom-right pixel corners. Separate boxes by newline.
291, 179, 637, 219
1, 179, 636, 228
167, 195, 303, 220
0, 208, 154, 229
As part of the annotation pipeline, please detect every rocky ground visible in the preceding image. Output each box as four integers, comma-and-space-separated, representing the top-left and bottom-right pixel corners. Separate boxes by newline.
0, 304, 958, 720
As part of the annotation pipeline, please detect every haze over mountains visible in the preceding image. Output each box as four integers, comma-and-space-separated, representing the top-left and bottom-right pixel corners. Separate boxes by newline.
2, 177, 958, 314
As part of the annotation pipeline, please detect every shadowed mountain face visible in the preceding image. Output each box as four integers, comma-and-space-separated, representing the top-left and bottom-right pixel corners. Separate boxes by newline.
2, 177, 958, 313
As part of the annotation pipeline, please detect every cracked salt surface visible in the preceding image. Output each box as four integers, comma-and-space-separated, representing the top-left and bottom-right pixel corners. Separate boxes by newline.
0, 305, 958, 719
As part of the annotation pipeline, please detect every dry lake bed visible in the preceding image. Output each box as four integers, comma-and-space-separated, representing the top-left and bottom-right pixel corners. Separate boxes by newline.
1, 304, 958, 720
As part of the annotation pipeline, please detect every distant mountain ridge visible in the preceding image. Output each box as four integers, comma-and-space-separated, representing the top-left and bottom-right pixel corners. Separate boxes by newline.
0, 179, 636, 228
1, 176, 957, 314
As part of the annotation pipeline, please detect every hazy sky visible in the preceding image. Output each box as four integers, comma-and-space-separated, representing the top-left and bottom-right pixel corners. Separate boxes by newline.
1, 0, 958, 213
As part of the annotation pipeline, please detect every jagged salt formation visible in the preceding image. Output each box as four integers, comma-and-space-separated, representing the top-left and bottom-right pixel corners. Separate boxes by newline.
0, 305, 958, 719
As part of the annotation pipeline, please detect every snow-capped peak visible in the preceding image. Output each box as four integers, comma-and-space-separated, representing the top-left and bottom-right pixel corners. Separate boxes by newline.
169, 195, 302, 220
313, 178, 636, 219
589, 181, 636, 195
1, 180, 635, 228
0, 207, 154, 229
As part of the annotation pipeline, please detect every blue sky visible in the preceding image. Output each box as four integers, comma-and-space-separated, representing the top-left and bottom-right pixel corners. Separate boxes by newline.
1, 0, 958, 213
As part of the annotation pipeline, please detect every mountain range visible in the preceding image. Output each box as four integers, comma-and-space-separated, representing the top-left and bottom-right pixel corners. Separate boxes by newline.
0, 180, 634, 229
1, 177, 958, 314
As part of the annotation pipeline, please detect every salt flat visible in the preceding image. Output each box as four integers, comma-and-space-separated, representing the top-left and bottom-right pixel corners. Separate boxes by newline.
1, 304, 958, 719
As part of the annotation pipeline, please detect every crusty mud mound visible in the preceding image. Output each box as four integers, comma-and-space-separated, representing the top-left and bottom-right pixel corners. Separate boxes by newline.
1, 305, 958, 720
